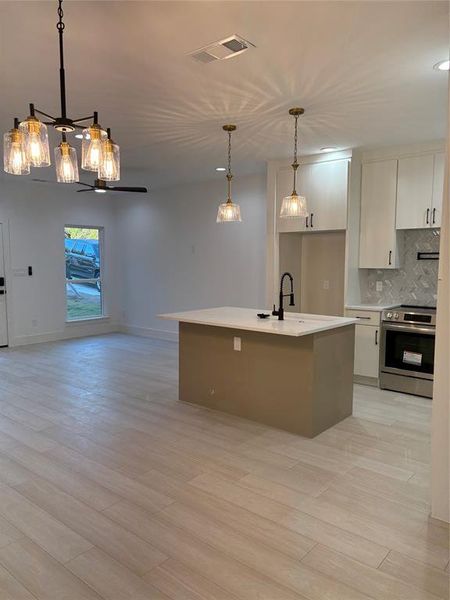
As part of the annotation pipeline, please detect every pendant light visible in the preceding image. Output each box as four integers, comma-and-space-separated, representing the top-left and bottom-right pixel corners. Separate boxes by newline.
3, 0, 120, 184
98, 128, 120, 181
280, 108, 308, 219
3, 118, 30, 175
216, 125, 242, 223
55, 134, 79, 183
81, 112, 106, 172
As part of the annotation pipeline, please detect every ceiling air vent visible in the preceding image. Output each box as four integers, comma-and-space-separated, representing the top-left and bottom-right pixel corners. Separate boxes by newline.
189, 35, 255, 64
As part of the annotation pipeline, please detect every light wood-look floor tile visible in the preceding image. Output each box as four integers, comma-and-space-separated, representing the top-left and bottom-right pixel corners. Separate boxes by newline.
0, 333, 447, 600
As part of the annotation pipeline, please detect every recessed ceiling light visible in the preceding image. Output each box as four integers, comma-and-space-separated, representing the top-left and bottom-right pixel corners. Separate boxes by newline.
433, 59, 450, 71
320, 147, 337, 152
216, 167, 226, 172
94, 188, 107, 193
75, 132, 90, 139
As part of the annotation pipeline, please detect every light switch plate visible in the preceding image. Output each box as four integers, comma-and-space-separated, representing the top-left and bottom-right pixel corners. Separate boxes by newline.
376, 281, 383, 292
233, 336, 241, 351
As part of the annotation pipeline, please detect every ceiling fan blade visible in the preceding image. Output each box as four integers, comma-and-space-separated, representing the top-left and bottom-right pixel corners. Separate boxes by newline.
107, 186, 148, 193
76, 181, 95, 188
76, 188, 94, 193
32, 178, 58, 184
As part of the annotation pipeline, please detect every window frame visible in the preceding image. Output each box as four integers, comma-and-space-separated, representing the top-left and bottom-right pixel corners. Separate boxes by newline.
64, 225, 105, 322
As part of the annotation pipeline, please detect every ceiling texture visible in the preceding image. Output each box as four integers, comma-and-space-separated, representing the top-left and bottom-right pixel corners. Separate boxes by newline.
0, 0, 448, 188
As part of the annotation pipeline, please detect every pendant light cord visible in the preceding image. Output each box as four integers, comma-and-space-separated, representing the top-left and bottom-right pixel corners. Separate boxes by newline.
57, 0, 67, 119
227, 130, 233, 202
292, 113, 299, 195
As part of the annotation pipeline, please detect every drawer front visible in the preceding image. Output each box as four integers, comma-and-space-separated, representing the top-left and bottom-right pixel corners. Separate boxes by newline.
345, 309, 381, 326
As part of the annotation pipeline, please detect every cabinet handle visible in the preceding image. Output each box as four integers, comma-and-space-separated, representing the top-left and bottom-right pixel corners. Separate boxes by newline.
356, 316, 371, 320
305, 216, 309, 228
388, 250, 392, 266
426, 208, 430, 225
432, 208, 436, 225
310, 213, 314, 228
375, 329, 378, 346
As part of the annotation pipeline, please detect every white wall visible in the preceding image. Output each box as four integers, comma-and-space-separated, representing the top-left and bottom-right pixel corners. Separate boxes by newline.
116, 173, 267, 340
0, 177, 119, 346
431, 146, 449, 524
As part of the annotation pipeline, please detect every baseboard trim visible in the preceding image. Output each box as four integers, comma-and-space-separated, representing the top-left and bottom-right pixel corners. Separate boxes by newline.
429, 513, 450, 528
354, 375, 379, 387
120, 324, 179, 343
11, 321, 120, 347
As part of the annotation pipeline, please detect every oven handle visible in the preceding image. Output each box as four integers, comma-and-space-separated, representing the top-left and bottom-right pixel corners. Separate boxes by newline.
382, 323, 435, 335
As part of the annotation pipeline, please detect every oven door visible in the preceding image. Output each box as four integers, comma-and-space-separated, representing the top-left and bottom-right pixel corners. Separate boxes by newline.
380, 323, 435, 380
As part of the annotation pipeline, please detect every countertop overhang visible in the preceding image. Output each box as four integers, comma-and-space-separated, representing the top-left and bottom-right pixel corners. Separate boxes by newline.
158, 307, 357, 337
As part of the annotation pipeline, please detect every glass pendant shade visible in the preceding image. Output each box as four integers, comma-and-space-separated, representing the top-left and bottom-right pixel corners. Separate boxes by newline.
55, 141, 79, 183
81, 124, 106, 171
216, 200, 242, 223
98, 138, 120, 181
3, 126, 30, 175
280, 192, 308, 218
19, 117, 51, 167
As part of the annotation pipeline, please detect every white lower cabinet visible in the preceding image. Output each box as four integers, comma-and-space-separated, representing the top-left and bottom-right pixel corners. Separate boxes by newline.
354, 324, 380, 379
345, 308, 381, 380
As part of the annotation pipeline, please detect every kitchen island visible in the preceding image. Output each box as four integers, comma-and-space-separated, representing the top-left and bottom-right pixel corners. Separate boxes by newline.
159, 307, 357, 437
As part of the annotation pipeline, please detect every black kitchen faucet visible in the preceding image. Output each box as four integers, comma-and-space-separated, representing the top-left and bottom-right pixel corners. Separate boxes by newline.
272, 272, 295, 321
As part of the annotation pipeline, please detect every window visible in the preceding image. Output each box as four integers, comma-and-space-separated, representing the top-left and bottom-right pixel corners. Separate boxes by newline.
65, 226, 104, 321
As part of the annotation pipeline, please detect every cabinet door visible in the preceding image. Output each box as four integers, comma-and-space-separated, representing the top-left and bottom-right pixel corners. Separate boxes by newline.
306, 159, 349, 231
431, 152, 445, 228
396, 155, 434, 229
354, 324, 380, 378
276, 166, 307, 233
359, 159, 399, 269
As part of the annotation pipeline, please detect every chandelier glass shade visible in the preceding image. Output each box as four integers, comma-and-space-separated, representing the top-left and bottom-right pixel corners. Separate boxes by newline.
81, 123, 106, 171
280, 107, 308, 219
3, 119, 30, 175
98, 129, 120, 181
216, 124, 242, 223
19, 116, 51, 167
3, 0, 120, 184
55, 140, 79, 183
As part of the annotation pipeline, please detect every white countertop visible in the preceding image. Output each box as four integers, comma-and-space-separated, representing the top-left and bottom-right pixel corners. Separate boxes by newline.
159, 307, 357, 338
345, 303, 400, 312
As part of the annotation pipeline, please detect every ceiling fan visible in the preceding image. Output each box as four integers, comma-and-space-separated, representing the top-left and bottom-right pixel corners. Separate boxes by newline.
32, 178, 148, 194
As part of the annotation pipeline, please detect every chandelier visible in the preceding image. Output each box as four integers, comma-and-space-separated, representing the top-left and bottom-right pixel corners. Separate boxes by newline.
279, 108, 308, 218
216, 125, 242, 223
3, 0, 120, 184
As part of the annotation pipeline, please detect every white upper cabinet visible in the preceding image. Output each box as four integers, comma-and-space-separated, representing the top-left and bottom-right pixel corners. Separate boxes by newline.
396, 153, 444, 230
359, 159, 400, 269
396, 155, 434, 229
431, 152, 444, 228
277, 159, 348, 233
303, 160, 349, 231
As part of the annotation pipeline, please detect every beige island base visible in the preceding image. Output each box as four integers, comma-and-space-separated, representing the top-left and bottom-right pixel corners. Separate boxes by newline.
159, 307, 357, 438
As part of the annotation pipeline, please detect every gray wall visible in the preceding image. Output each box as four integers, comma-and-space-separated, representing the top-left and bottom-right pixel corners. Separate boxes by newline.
359, 228, 440, 306
116, 173, 267, 339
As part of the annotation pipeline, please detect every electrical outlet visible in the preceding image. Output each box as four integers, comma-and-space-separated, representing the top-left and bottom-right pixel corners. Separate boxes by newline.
323, 280, 330, 290
233, 336, 241, 351
376, 281, 383, 292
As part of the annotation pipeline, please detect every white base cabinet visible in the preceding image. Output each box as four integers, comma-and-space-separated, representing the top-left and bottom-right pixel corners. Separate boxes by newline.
345, 308, 381, 380
354, 324, 380, 379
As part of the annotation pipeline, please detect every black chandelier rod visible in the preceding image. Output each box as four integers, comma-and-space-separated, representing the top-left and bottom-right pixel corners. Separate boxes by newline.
57, 0, 67, 118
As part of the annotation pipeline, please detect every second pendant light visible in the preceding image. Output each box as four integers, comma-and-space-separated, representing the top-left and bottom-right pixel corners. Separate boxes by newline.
217, 125, 242, 223
280, 108, 308, 219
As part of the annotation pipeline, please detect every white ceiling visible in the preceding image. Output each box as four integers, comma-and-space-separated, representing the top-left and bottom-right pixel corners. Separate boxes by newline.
0, 0, 448, 188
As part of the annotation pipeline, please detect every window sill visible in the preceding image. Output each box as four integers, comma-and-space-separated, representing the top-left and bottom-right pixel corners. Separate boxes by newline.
65, 316, 111, 326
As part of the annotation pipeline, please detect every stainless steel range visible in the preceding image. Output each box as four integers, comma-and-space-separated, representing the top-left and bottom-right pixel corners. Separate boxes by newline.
380, 305, 436, 398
